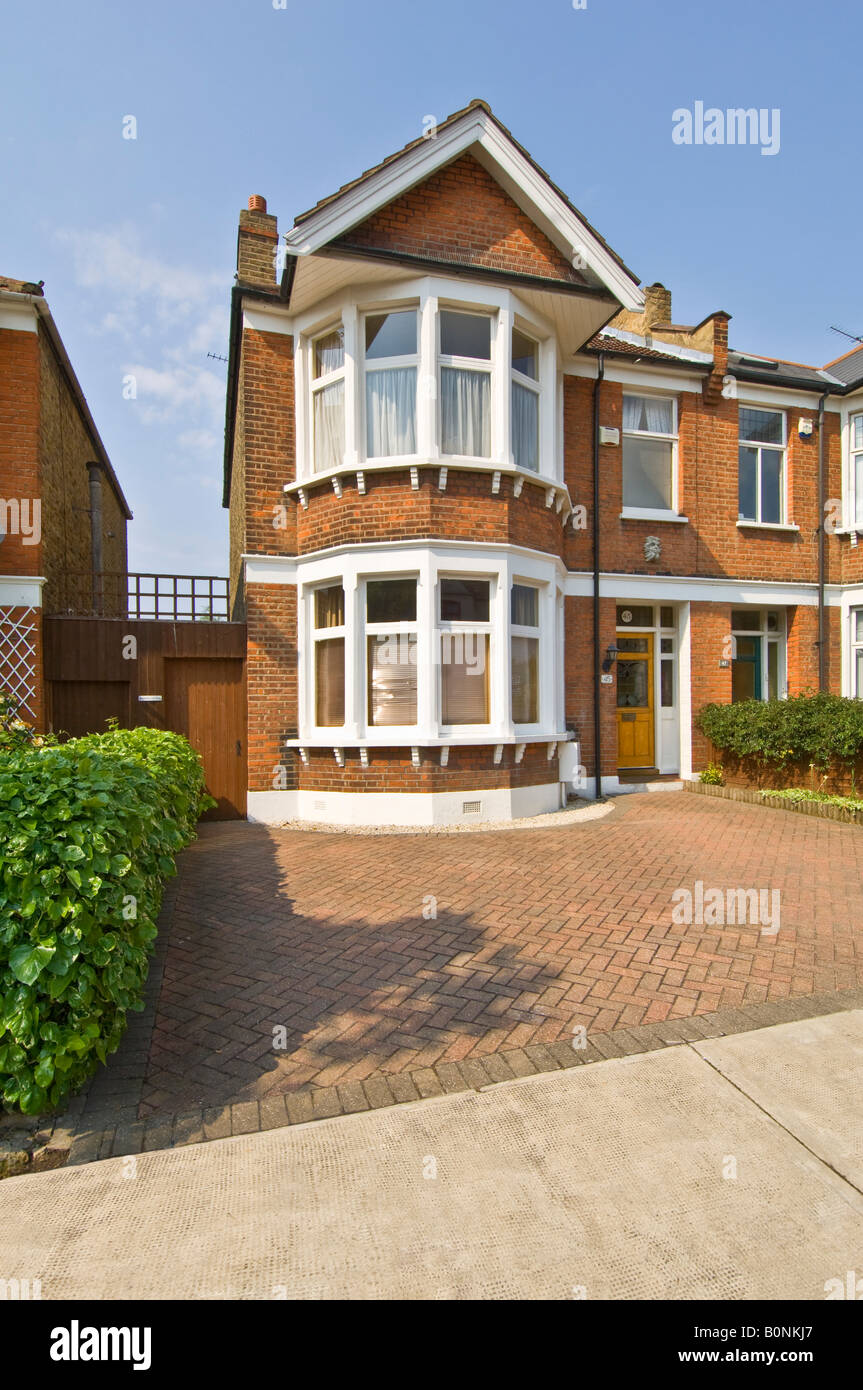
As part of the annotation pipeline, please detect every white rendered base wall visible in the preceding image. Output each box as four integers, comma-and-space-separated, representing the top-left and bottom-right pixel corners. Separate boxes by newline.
247, 781, 562, 827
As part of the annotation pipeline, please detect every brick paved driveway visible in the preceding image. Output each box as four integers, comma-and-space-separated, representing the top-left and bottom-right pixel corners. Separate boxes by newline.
125, 790, 862, 1120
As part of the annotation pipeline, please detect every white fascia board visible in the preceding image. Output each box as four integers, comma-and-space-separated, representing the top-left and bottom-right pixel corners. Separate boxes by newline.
245, 539, 566, 586
283, 110, 642, 312
0, 576, 46, 607
736, 383, 835, 412
564, 571, 844, 606
568, 356, 704, 394
0, 294, 39, 332
242, 300, 293, 336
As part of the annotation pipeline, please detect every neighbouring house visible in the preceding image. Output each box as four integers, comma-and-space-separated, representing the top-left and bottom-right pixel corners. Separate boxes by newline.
0, 276, 131, 730
223, 99, 863, 826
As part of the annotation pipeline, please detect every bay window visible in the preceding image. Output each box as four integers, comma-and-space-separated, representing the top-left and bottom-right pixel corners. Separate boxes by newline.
850, 414, 863, 529
511, 328, 539, 472
511, 583, 539, 724
852, 609, 863, 698
366, 578, 418, 726
312, 327, 345, 473
313, 584, 345, 726
738, 408, 785, 524
439, 310, 492, 458
439, 577, 491, 725
622, 394, 676, 511
364, 310, 418, 458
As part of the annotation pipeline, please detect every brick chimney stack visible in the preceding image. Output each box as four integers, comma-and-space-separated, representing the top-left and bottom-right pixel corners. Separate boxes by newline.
237, 194, 279, 290
643, 282, 672, 330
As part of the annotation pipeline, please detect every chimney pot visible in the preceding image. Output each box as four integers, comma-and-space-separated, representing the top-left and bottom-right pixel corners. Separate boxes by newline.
248, 195, 267, 213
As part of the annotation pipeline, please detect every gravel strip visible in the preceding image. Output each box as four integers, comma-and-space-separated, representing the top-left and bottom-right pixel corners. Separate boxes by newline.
276, 798, 616, 836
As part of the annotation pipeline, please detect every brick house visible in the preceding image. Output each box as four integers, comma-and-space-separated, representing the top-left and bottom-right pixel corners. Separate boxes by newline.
224, 100, 863, 825
0, 277, 131, 730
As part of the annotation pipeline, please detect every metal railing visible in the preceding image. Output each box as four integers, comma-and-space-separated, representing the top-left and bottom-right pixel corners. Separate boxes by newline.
45, 572, 230, 622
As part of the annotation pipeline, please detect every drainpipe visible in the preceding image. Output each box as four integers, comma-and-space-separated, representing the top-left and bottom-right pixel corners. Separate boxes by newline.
88, 462, 103, 616
817, 393, 827, 691
593, 353, 605, 801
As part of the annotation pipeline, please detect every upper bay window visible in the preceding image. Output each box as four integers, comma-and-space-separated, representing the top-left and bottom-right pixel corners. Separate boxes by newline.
439, 311, 492, 458
738, 407, 785, 524
299, 287, 556, 481
622, 394, 677, 512
849, 413, 863, 530
312, 327, 345, 473
364, 310, 418, 458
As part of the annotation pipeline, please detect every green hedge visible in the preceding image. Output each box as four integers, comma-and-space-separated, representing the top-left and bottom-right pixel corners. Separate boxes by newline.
696, 693, 863, 769
0, 728, 213, 1114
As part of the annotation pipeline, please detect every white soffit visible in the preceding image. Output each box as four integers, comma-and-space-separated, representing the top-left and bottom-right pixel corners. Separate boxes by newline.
282, 109, 642, 314
288, 255, 416, 317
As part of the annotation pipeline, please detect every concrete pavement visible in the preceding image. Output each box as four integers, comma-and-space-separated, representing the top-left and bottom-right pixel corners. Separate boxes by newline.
1, 1010, 862, 1300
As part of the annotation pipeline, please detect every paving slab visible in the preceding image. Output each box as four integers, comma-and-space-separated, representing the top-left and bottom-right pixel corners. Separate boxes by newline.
1, 1014, 862, 1301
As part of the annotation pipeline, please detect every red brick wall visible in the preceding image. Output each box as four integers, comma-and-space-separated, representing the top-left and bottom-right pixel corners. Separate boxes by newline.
293, 742, 557, 794
0, 327, 40, 579
246, 583, 297, 791
564, 594, 617, 778
333, 152, 581, 283
296, 469, 564, 556
690, 602, 732, 769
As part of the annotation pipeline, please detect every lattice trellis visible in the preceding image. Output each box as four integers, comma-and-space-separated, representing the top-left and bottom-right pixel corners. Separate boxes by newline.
0, 607, 38, 719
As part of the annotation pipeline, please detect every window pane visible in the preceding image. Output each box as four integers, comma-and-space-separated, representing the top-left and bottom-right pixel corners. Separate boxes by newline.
623, 436, 673, 509
441, 367, 490, 456
660, 637, 673, 654
366, 367, 416, 457
314, 328, 344, 378
855, 455, 863, 527
511, 584, 538, 627
365, 311, 416, 360
313, 379, 344, 472
366, 578, 417, 624
617, 605, 653, 626
738, 446, 758, 519
512, 381, 538, 471
857, 648, 863, 699
855, 609, 863, 643
623, 395, 673, 434
512, 328, 537, 379
661, 658, 674, 707
315, 638, 344, 726
440, 311, 491, 360
617, 637, 649, 652
511, 635, 538, 723
739, 407, 783, 444
767, 642, 779, 700
441, 634, 489, 723
314, 585, 344, 629
441, 578, 490, 622
660, 606, 675, 628
731, 611, 761, 631
854, 414, 863, 451
766, 611, 779, 632
732, 657, 758, 702
368, 634, 417, 725
760, 450, 782, 524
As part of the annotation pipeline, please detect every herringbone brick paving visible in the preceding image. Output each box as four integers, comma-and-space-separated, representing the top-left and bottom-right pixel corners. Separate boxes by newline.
125, 791, 863, 1117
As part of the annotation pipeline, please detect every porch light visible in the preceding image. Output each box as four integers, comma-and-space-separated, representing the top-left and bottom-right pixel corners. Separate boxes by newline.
602, 644, 620, 674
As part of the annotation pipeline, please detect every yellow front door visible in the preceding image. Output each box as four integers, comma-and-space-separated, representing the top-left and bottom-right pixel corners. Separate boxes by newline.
616, 632, 654, 769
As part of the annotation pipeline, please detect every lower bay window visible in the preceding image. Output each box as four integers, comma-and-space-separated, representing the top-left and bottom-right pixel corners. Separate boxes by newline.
302, 551, 560, 741
851, 609, 863, 698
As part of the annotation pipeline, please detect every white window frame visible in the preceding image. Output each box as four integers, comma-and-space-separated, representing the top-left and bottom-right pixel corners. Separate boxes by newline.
437, 307, 495, 462
620, 391, 679, 520
510, 581, 541, 730
851, 608, 863, 698
848, 411, 863, 531
510, 325, 541, 473
361, 307, 420, 463
363, 574, 420, 732
310, 581, 346, 730
437, 573, 495, 732
310, 324, 346, 474
737, 406, 787, 526
730, 608, 787, 701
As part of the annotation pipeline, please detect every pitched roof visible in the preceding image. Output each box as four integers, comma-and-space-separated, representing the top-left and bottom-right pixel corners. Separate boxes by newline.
727, 349, 843, 391
823, 343, 863, 386
585, 326, 711, 367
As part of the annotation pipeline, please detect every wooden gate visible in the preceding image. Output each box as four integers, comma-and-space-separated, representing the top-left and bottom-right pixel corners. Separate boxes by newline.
43, 618, 247, 820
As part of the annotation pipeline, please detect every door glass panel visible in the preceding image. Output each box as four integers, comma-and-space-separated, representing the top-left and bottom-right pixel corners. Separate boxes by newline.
767, 642, 779, 700
617, 659, 649, 707
616, 605, 653, 626
660, 606, 675, 628
661, 659, 674, 707
731, 611, 760, 632
617, 637, 648, 653
660, 637, 673, 654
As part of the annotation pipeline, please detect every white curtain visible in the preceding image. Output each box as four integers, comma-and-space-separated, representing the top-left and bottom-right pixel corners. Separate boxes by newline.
512, 382, 538, 471
623, 396, 672, 434
314, 379, 344, 473
366, 368, 416, 457
442, 368, 490, 456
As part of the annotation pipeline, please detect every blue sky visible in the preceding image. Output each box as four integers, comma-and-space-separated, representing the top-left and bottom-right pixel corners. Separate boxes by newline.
2, 0, 860, 574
